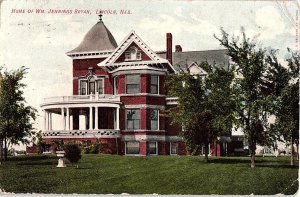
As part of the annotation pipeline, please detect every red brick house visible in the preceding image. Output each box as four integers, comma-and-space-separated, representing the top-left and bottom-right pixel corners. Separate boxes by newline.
41, 16, 240, 156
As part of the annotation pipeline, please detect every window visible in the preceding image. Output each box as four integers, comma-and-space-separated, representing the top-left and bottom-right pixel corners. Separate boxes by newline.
80, 81, 87, 95
150, 109, 158, 130
170, 142, 178, 155
126, 141, 139, 155
97, 79, 104, 94
113, 76, 118, 95
89, 82, 95, 94
149, 142, 157, 155
126, 109, 140, 130
150, 75, 159, 94
125, 46, 141, 61
126, 75, 140, 94
80, 76, 104, 95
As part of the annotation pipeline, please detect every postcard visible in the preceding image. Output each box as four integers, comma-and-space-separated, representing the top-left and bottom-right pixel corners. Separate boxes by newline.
0, 0, 298, 195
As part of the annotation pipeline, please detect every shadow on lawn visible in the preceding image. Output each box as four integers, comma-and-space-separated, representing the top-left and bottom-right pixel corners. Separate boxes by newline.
205, 157, 298, 169
8, 155, 54, 162
207, 158, 263, 164
16, 161, 56, 166
256, 164, 299, 169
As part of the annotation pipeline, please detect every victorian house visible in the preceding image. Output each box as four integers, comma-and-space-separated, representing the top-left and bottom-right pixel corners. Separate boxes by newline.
40, 16, 243, 156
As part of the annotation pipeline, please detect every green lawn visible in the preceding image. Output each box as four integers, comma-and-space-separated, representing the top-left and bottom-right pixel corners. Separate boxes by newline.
0, 154, 298, 195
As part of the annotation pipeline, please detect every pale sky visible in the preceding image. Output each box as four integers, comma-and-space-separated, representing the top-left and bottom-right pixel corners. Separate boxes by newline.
0, 0, 298, 148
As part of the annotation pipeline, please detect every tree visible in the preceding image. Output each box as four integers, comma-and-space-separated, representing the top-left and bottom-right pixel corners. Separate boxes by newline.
166, 61, 234, 162
0, 67, 36, 162
267, 49, 299, 165
31, 130, 46, 154
215, 29, 271, 167
63, 142, 82, 167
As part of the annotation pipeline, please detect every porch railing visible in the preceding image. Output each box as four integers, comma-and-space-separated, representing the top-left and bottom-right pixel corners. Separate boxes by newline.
43, 129, 120, 138
43, 94, 120, 103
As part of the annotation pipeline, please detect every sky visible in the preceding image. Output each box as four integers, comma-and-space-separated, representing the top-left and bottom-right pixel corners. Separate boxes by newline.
0, 0, 298, 148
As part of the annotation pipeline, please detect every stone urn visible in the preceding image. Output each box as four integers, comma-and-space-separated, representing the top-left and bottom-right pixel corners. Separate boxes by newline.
56, 150, 66, 168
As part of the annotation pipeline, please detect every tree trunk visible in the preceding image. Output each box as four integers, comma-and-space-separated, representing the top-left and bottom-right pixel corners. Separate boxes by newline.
0, 138, 3, 165
250, 140, 256, 168
4, 136, 7, 160
204, 143, 209, 163
251, 153, 255, 168
296, 142, 299, 161
290, 136, 294, 166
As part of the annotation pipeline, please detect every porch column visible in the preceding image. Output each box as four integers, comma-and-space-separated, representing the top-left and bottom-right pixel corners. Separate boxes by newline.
66, 107, 70, 130
44, 110, 47, 130
95, 107, 98, 130
61, 108, 65, 130
49, 112, 52, 131
89, 107, 93, 130
116, 107, 120, 130
70, 114, 73, 130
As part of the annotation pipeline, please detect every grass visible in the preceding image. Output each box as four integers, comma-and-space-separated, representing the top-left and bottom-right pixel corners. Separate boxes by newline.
0, 154, 298, 195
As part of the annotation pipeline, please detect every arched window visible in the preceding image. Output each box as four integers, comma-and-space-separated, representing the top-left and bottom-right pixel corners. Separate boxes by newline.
125, 46, 141, 61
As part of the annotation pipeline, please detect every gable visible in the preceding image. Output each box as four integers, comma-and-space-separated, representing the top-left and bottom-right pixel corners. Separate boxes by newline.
115, 42, 151, 63
98, 30, 176, 73
188, 62, 207, 75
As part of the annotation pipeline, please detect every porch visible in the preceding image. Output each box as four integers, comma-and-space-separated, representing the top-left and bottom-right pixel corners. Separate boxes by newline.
41, 94, 121, 138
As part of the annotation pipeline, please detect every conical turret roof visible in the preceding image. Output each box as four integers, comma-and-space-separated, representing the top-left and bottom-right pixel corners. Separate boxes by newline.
67, 17, 117, 54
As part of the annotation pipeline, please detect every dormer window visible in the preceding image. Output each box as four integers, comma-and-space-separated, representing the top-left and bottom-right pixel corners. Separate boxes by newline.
125, 46, 141, 61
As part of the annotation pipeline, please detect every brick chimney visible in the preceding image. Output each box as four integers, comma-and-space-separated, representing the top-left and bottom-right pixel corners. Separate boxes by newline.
175, 45, 182, 52
166, 33, 172, 64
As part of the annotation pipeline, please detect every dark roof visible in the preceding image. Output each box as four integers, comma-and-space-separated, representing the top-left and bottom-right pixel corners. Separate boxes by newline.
67, 21, 118, 54
172, 49, 229, 71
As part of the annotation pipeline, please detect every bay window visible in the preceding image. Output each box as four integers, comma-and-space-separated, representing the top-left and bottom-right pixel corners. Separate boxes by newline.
150, 109, 159, 130
126, 75, 140, 94
126, 109, 140, 130
150, 75, 158, 94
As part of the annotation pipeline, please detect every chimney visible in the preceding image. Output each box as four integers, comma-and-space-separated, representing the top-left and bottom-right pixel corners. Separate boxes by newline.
166, 33, 172, 64
175, 45, 182, 52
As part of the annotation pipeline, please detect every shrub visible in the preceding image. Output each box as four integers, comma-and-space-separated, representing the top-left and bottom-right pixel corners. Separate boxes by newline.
80, 139, 101, 154
63, 142, 82, 164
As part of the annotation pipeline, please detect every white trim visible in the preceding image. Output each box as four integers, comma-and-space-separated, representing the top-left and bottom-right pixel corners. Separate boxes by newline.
66, 50, 114, 59
43, 129, 120, 139
122, 134, 166, 141
41, 102, 121, 112
166, 97, 178, 105
111, 68, 167, 77
166, 136, 183, 141
119, 93, 166, 97
122, 130, 165, 132
123, 104, 165, 109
